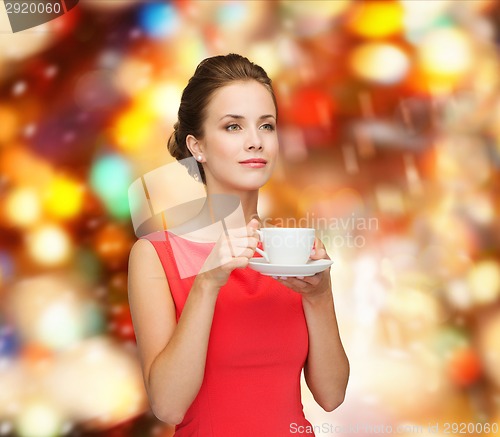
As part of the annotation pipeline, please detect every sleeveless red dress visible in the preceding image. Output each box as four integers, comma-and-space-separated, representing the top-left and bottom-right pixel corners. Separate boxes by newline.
141, 230, 315, 437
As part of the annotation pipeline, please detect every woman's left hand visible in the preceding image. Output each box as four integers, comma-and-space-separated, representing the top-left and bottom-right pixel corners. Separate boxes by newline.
272, 237, 332, 300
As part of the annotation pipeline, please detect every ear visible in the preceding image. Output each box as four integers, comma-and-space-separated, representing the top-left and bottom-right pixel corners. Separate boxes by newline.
186, 134, 204, 161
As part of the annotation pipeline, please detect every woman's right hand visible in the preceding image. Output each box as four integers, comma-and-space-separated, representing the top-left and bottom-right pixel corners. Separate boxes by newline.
196, 218, 261, 290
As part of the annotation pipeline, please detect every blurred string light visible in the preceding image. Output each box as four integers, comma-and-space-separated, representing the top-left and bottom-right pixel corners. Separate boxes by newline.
80, 0, 141, 12
466, 260, 500, 306
385, 285, 443, 330
479, 310, 500, 388
352, 347, 446, 418
462, 192, 495, 225
211, 1, 270, 41
112, 80, 183, 154
44, 337, 147, 427
434, 136, 491, 186
432, 326, 470, 360
445, 279, 473, 311
280, 0, 351, 37
417, 28, 474, 91
347, 1, 404, 39
14, 400, 63, 437
447, 346, 483, 388
109, 304, 136, 343
0, 147, 53, 186
0, 363, 24, 414
0, 105, 19, 143
74, 70, 121, 111
431, 327, 483, 388
3, 187, 42, 228
93, 223, 134, 269
114, 57, 153, 97
248, 43, 282, 79
288, 86, 335, 128
112, 108, 156, 154
0, 251, 15, 289
89, 154, 132, 219
350, 42, 410, 85
138, 82, 183, 122
8, 274, 103, 351
401, 0, 453, 43
25, 224, 72, 267
42, 175, 84, 220
170, 30, 208, 76
375, 184, 406, 215
73, 248, 103, 285
138, 2, 180, 39
0, 325, 18, 358
38, 303, 86, 351
216, 1, 247, 28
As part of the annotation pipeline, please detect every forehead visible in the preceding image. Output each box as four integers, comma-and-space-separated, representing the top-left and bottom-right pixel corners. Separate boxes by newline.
206, 80, 276, 118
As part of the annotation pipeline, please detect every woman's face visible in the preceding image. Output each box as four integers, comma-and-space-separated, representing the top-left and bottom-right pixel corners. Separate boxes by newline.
197, 80, 278, 193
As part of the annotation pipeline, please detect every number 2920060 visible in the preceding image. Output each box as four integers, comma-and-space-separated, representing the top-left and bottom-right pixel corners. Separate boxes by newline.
6, 2, 62, 14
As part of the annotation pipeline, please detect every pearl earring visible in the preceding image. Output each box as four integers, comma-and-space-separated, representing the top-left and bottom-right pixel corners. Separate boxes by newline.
197, 155, 202, 161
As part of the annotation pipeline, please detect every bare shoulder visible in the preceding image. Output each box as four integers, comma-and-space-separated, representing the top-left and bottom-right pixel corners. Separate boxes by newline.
128, 238, 169, 296
129, 238, 157, 260
129, 239, 163, 270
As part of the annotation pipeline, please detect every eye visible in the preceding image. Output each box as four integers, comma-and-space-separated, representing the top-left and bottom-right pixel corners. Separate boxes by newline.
260, 123, 275, 131
226, 123, 241, 131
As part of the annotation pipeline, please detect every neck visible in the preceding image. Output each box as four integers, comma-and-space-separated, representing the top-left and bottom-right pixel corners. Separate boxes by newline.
204, 185, 261, 227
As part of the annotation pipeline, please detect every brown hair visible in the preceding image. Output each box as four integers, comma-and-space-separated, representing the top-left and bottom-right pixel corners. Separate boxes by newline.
167, 53, 277, 185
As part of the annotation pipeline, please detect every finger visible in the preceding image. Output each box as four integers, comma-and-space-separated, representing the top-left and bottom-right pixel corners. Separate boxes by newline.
228, 236, 259, 254
232, 256, 251, 269
310, 237, 328, 260
221, 256, 249, 271
226, 225, 253, 238
287, 277, 308, 289
247, 218, 261, 231
234, 247, 258, 259
307, 276, 322, 287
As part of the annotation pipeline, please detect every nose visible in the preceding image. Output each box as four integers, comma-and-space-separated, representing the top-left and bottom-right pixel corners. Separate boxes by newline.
245, 128, 263, 151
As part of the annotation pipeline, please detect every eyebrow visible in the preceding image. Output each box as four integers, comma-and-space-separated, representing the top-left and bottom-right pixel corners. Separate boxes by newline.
219, 114, 276, 121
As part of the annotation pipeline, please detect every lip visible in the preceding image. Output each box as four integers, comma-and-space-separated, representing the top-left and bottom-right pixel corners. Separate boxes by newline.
239, 159, 268, 164
239, 158, 267, 169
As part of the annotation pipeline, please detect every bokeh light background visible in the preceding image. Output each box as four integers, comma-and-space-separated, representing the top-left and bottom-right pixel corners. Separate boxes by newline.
1, 0, 500, 436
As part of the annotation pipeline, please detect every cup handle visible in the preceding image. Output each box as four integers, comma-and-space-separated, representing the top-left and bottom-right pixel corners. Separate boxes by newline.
254, 229, 270, 263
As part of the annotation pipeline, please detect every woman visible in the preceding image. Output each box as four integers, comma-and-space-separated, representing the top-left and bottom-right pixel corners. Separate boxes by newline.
128, 54, 349, 436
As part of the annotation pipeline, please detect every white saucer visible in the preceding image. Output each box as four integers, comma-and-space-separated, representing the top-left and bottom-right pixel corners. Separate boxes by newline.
248, 258, 333, 277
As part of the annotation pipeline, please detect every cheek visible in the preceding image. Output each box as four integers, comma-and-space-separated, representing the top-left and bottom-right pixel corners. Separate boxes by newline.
267, 137, 279, 158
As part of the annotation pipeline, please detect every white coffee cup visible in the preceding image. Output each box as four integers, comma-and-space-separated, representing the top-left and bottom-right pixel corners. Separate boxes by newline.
254, 227, 316, 265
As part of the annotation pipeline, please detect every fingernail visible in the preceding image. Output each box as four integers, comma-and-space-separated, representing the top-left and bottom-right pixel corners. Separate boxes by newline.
280, 276, 287, 280
297, 276, 304, 280
271, 276, 278, 279
310, 249, 316, 255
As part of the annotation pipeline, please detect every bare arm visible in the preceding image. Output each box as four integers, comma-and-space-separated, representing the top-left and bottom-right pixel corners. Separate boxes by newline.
128, 239, 219, 424
128, 220, 260, 425
274, 240, 349, 411
302, 289, 349, 411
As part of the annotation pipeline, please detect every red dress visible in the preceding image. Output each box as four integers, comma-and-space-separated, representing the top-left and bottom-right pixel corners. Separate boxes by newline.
141, 230, 315, 437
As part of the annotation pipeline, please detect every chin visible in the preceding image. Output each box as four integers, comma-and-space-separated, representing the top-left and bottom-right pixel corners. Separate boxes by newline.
213, 169, 272, 192
233, 182, 266, 192
243, 174, 272, 189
